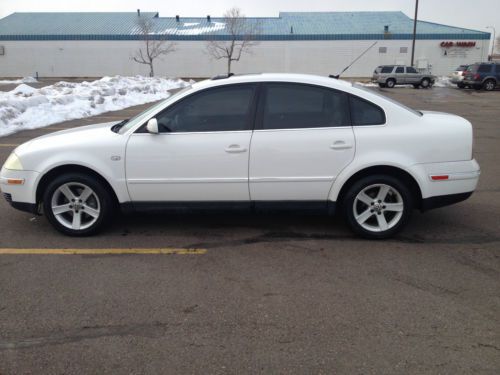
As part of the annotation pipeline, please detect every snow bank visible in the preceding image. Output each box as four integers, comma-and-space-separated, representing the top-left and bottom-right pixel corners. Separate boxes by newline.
0, 76, 189, 137
433, 76, 454, 88
0, 76, 38, 85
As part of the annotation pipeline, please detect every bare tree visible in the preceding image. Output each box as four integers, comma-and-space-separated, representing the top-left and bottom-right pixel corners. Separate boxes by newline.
132, 17, 176, 77
206, 8, 260, 75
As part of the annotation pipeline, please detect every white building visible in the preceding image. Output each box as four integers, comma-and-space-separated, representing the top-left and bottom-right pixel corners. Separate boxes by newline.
0, 11, 491, 78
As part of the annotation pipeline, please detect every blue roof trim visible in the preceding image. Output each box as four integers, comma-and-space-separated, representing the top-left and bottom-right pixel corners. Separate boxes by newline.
0, 33, 490, 41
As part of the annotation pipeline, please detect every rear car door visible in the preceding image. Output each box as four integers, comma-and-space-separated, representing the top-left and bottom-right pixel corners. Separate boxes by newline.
249, 82, 355, 205
125, 84, 257, 203
395, 66, 405, 84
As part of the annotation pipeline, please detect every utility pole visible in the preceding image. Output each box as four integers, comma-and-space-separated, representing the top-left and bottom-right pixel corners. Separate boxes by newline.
486, 26, 496, 60
410, 0, 419, 67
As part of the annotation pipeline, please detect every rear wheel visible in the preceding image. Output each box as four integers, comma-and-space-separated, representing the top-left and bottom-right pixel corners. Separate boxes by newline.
413, 84, 420, 89
483, 79, 496, 91
378, 83, 386, 88
457, 82, 465, 89
386, 79, 396, 88
42, 173, 114, 236
342, 175, 413, 239
473, 84, 482, 90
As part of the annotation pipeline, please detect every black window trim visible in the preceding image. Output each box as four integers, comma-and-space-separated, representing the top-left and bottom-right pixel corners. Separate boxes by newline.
347, 94, 387, 126
254, 81, 352, 131
135, 82, 260, 134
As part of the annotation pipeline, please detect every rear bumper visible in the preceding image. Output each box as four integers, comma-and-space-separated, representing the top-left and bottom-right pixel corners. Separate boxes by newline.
421, 191, 473, 211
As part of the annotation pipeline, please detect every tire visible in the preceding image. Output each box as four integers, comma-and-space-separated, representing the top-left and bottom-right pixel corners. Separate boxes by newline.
386, 79, 396, 88
473, 84, 482, 90
413, 84, 420, 89
420, 78, 430, 88
378, 83, 386, 88
457, 82, 465, 89
483, 79, 496, 91
342, 175, 413, 239
42, 173, 114, 236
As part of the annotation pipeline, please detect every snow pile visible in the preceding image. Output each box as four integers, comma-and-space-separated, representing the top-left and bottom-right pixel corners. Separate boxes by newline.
0, 76, 38, 85
0, 76, 189, 137
433, 76, 454, 88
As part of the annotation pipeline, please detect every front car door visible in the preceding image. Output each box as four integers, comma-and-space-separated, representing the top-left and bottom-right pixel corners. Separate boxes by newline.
249, 82, 355, 207
125, 84, 257, 205
405, 66, 420, 84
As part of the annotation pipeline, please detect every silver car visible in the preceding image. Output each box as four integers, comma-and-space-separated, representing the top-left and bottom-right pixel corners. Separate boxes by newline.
449, 65, 469, 88
372, 65, 435, 89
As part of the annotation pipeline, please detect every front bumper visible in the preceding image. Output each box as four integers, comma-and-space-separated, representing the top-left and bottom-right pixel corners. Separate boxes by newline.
0, 168, 40, 214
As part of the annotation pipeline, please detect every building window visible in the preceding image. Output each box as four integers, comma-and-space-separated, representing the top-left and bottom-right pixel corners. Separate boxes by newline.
0, 46, 4, 56
379, 47, 387, 54
400, 47, 408, 53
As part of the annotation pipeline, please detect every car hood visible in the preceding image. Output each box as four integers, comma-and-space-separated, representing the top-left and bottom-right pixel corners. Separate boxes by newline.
15, 121, 121, 156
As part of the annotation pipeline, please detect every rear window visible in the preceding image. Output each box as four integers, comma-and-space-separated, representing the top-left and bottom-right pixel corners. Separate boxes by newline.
381, 66, 393, 73
467, 65, 479, 73
456, 65, 468, 71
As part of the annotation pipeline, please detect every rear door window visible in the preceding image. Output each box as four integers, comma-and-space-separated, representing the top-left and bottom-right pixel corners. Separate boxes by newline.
395, 67, 404, 73
261, 83, 350, 130
349, 96, 386, 126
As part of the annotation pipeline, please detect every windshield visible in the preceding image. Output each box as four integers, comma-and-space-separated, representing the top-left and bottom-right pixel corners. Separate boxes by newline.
117, 85, 193, 134
353, 84, 422, 117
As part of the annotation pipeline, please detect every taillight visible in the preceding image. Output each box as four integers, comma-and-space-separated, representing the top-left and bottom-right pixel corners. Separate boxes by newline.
473, 73, 481, 80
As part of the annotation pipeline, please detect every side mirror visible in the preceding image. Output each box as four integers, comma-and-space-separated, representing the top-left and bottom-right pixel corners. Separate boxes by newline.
146, 118, 159, 134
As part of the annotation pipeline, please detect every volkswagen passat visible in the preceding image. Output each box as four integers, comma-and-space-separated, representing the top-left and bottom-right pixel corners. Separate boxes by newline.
0, 74, 480, 238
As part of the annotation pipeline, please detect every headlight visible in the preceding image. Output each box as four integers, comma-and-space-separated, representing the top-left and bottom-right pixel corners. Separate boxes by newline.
2, 153, 24, 170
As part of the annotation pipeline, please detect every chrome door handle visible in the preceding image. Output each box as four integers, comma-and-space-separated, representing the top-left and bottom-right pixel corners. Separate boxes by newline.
330, 141, 353, 150
225, 144, 247, 153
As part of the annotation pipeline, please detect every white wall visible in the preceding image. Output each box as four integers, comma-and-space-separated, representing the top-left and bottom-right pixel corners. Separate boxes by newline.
0, 38, 489, 78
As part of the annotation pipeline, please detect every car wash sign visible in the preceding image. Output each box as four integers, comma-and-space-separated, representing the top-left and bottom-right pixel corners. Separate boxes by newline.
440, 41, 476, 48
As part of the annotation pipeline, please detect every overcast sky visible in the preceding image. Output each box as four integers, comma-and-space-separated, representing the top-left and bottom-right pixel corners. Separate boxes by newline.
0, 0, 498, 50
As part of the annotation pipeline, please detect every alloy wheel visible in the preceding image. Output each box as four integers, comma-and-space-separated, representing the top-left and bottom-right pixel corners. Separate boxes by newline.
352, 183, 404, 232
50, 182, 101, 230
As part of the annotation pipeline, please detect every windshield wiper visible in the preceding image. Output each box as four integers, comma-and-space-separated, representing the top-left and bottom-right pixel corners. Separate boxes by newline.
111, 119, 129, 133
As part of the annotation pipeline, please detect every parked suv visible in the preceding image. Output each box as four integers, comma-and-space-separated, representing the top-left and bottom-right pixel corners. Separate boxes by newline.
449, 65, 469, 88
463, 62, 500, 91
372, 65, 435, 89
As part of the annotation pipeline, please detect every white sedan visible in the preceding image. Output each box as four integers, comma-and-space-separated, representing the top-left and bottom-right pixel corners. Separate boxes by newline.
1, 74, 480, 238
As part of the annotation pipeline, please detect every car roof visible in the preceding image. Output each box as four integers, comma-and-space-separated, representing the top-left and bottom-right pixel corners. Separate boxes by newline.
191, 73, 354, 91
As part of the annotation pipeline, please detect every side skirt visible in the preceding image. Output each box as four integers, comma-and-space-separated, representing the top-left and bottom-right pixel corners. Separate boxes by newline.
120, 201, 336, 215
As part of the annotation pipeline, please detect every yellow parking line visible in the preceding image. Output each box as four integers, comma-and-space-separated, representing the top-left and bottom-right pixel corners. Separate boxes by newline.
0, 248, 207, 255
0, 144, 20, 147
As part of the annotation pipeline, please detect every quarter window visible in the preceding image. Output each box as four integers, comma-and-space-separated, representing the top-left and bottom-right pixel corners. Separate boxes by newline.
261, 83, 350, 130
154, 84, 256, 132
349, 96, 385, 126
478, 64, 492, 73
381, 66, 393, 73
406, 67, 417, 73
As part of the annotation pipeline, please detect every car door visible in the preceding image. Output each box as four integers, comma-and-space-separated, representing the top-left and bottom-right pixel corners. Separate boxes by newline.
249, 82, 355, 205
405, 66, 419, 84
395, 66, 405, 84
125, 84, 257, 204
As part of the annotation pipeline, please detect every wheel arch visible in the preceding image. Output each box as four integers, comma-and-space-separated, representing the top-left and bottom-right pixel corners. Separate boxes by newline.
333, 165, 423, 209
35, 164, 120, 206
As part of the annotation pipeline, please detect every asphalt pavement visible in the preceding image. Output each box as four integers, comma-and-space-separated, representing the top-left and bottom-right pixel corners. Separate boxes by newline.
0, 85, 499, 374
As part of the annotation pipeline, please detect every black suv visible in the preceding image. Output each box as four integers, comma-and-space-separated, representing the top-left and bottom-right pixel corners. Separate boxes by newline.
463, 62, 500, 91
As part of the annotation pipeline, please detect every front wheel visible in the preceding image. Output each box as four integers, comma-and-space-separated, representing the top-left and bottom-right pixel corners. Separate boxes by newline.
42, 173, 114, 236
457, 82, 465, 89
420, 78, 431, 88
386, 79, 396, 88
342, 175, 413, 239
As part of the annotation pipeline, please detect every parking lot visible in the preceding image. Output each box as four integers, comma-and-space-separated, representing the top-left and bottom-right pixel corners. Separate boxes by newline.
0, 85, 499, 374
